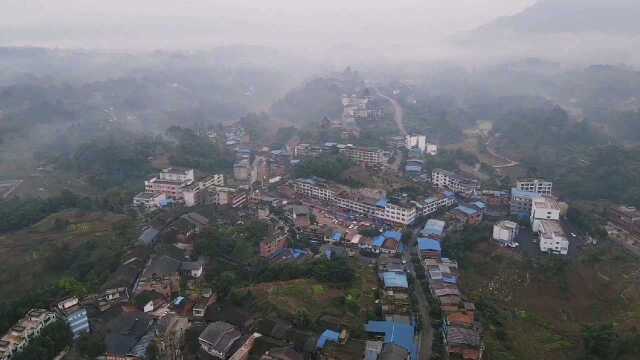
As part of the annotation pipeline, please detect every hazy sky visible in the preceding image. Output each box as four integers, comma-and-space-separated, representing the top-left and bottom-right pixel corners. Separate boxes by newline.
1, 0, 536, 52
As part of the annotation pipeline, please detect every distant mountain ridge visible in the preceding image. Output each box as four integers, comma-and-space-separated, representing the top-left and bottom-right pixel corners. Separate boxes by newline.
478, 0, 640, 35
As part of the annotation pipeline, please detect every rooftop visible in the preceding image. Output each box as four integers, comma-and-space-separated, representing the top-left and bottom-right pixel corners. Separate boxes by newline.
199, 321, 242, 353
454, 206, 479, 216
421, 219, 445, 237
316, 329, 341, 349
381, 272, 409, 289
365, 321, 416, 359
418, 238, 442, 252
142, 255, 181, 277
511, 187, 541, 199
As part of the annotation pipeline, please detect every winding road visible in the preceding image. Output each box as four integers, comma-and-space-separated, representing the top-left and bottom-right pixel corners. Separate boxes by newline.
374, 87, 408, 136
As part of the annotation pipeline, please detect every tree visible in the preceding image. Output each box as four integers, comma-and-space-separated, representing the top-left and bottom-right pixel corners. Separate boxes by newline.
77, 332, 106, 358
583, 323, 618, 359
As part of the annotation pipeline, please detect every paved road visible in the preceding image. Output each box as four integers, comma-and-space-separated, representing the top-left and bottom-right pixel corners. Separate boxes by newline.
485, 137, 519, 168
402, 232, 433, 360
375, 88, 408, 136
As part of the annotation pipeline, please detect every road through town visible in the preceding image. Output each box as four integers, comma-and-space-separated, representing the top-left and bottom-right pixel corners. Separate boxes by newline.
403, 231, 434, 360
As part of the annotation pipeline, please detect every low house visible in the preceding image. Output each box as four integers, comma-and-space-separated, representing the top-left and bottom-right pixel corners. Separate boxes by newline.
54, 296, 90, 338
450, 206, 483, 225
104, 312, 154, 360
326, 231, 344, 243
137, 227, 160, 246
198, 322, 242, 359
380, 272, 409, 292
364, 321, 416, 360
443, 325, 483, 360
135, 256, 182, 298
173, 212, 209, 240
418, 238, 442, 259
492, 220, 519, 246
181, 261, 204, 279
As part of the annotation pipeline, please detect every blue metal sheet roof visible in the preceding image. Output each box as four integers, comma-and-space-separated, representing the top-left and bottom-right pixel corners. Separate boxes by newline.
405, 165, 422, 172
317, 329, 341, 349
365, 321, 417, 360
373, 235, 385, 247
383, 231, 402, 241
332, 232, 343, 241
376, 198, 388, 208
418, 238, 441, 252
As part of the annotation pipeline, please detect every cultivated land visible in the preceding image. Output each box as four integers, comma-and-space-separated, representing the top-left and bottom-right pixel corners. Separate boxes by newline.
459, 239, 640, 359
249, 259, 378, 333
0, 210, 129, 299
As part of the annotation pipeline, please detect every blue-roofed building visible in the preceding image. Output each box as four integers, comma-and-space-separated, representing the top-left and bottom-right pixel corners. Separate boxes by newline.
365, 321, 417, 360
317, 329, 341, 349
56, 297, 90, 338
510, 188, 541, 220
383, 231, 402, 241
418, 238, 441, 252
381, 272, 409, 290
418, 238, 442, 259
326, 231, 344, 243
421, 219, 446, 238
373, 235, 386, 248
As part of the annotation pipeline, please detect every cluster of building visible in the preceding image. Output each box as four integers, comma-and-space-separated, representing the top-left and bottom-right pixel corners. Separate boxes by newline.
294, 177, 455, 226
0, 310, 57, 360
342, 93, 384, 123
416, 219, 484, 360
0, 296, 94, 359
293, 142, 390, 168
506, 179, 570, 255
405, 134, 437, 156
134, 167, 248, 210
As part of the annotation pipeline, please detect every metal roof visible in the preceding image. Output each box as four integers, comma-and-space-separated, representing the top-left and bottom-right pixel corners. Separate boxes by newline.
382, 272, 408, 289
418, 238, 441, 252
365, 321, 416, 360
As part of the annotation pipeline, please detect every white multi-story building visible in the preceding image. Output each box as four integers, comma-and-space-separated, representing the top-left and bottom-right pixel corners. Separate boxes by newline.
535, 220, 569, 255
406, 134, 427, 153
182, 175, 225, 207
293, 178, 336, 202
530, 197, 561, 227
516, 179, 553, 196
144, 167, 195, 201
293, 178, 416, 225
133, 192, 167, 209
432, 169, 480, 194
159, 167, 195, 183
339, 146, 386, 166
414, 193, 456, 217
492, 220, 520, 245
375, 200, 417, 225
0, 309, 57, 360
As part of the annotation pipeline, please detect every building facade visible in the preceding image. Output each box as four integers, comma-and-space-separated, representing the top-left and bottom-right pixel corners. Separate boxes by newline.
516, 178, 553, 196
432, 169, 479, 194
